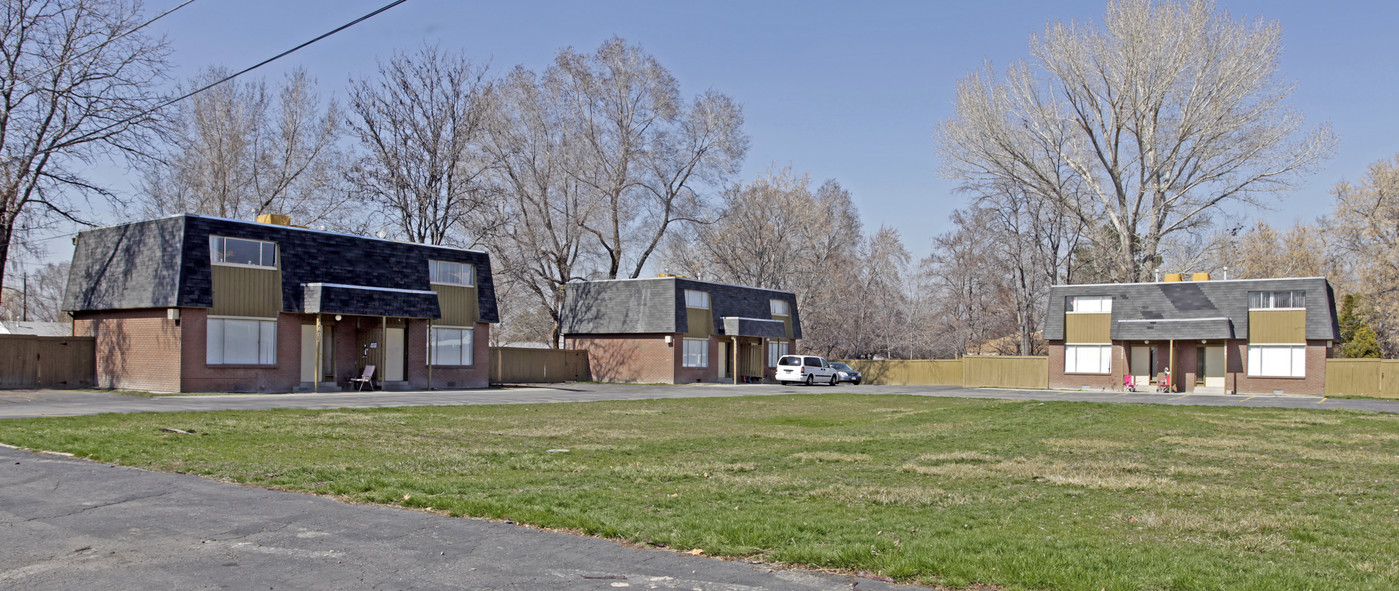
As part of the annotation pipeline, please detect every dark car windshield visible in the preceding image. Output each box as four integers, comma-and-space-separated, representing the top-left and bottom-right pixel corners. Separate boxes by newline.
831, 362, 851, 371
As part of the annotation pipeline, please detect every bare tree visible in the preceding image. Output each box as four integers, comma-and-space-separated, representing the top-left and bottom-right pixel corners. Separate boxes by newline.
552, 37, 746, 280
0, 0, 169, 296
347, 45, 492, 245
938, 0, 1334, 282
1330, 154, 1399, 354
142, 68, 348, 225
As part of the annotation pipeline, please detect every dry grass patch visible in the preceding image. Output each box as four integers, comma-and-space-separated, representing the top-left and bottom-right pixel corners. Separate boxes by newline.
911, 451, 999, 464
808, 484, 976, 507
789, 451, 873, 463
1041, 438, 1133, 450
489, 425, 578, 438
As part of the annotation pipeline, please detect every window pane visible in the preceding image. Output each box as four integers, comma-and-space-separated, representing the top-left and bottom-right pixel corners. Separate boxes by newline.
259, 321, 277, 364
462, 328, 474, 366
1259, 346, 1288, 376
1276, 291, 1292, 308
685, 290, 708, 309
435, 328, 463, 365
1294, 291, 1305, 308
223, 319, 261, 364
261, 242, 276, 268
1100, 346, 1112, 374
207, 319, 224, 364
1077, 346, 1098, 373
771, 300, 789, 316
224, 238, 264, 266
1099, 297, 1112, 313
1291, 346, 1306, 377
1247, 346, 1261, 376
1064, 346, 1077, 373
1249, 292, 1261, 309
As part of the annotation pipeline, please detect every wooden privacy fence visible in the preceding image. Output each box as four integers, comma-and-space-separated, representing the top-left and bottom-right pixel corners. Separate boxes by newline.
1325, 359, 1399, 399
0, 335, 96, 389
490, 347, 591, 383
841, 356, 1048, 389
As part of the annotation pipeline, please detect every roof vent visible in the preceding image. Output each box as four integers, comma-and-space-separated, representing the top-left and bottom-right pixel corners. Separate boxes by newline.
1191, 273, 1210, 282
257, 214, 291, 226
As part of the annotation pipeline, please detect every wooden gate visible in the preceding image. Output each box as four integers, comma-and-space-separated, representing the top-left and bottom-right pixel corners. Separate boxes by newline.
1325, 359, 1399, 399
0, 335, 96, 389
489, 347, 591, 383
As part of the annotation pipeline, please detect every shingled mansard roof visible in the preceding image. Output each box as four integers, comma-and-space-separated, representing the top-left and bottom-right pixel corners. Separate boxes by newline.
561, 277, 801, 339
63, 214, 498, 322
1044, 277, 1338, 342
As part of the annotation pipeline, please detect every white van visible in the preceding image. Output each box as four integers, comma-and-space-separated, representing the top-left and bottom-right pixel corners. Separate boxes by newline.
776, 355, 838, 386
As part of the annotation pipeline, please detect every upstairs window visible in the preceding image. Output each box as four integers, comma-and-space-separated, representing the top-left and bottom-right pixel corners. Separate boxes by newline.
430, 260, 475, 287
211, 236, 276, 269
770, 299, 790, 316
1066, 296, 1112, 313
684, 289, 710, 309
1249, 290, 1306, 309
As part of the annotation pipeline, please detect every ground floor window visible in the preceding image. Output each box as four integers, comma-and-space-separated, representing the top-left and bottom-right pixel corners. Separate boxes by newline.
768, 340, 789, 367
1064, 344, 1111, 374
208, 317, 276, 365
683, 338, 708, 367
1247, 344, 1305, 377
431, 326, 474, 366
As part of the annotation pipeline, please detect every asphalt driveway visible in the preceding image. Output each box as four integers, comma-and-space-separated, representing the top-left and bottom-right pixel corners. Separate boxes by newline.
0, 445, 913, 590
1, 382, 1397, 419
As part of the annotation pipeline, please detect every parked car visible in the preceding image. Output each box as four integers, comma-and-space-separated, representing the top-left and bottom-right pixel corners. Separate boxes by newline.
776, 355, 839, 386
829, 362, 862, 385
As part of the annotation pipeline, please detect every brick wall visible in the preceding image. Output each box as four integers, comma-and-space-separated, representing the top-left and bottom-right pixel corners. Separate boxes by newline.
75, 309, 182, 392
1231, 339, 1329, 395
1047, 342, 1122, 391
179, 309, 301, 393
405, 320, 490, 390
566, 334, 677, 384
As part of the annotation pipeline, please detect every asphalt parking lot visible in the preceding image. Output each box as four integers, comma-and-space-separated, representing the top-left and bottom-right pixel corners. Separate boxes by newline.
1, 381, 1396, 419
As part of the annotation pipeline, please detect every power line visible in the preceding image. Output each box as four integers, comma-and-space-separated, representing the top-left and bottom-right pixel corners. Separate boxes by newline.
13, 0, 200, 87
70, 0, 410, 145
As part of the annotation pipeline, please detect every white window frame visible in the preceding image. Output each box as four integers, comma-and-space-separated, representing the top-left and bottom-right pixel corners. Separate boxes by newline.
1066, 296, 1112, 314
210, 236, 277, 269
429, 260, 476, 287
1064, 344, 1112, 374
207, 316, 277, 365
1248, 290, 1306, 310
770, 299, 790, 316
1247, 344, 1306, 378
684, 290, 710, 309
429, 326, 475, 366
767, 340, 789, 367
682, 338, 709, 367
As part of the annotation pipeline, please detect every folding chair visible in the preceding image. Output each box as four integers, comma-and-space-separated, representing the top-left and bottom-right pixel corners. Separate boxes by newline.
350, 365, 376, 391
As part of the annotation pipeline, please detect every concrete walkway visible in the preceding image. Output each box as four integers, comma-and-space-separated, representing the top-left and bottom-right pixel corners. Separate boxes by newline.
0, 445, 914, 590
1, 382, 1397, 419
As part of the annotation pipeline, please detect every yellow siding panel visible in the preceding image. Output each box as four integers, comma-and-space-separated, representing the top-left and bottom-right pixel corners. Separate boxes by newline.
1065, 313, 1111, 344
773, 313, 792, 338
685, 307, 712, 338
433, 285, 478, 326
211, 265, 281, 317
1249, 310, 1306, 344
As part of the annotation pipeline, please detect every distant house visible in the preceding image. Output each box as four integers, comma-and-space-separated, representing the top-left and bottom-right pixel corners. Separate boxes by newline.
63, 214, 498, 393
561, 277, 801, 384
1044, 275, 1338, 395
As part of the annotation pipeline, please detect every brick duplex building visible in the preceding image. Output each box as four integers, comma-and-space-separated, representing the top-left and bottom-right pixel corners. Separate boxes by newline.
561, 277, 801, 384
1045, 276, 1339, 395
63, 214, 498, 393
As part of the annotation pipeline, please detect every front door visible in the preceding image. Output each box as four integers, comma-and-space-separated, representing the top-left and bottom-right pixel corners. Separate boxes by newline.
385, 327, 405, 381
301, 324, 335, 383
1130, 346, 1152, 386
1204, 346, 1225, 388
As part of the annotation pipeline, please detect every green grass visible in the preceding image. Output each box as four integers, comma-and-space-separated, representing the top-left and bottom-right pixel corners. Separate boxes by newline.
2, 394, 1397, 590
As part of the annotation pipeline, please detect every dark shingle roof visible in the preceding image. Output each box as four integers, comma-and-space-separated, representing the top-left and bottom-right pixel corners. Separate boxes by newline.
63, 214, 498, 322
561, 277, 802, 338
1044, 277, 1338, 341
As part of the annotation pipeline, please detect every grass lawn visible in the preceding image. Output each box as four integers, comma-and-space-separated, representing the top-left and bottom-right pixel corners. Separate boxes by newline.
2, 394, 1397, 590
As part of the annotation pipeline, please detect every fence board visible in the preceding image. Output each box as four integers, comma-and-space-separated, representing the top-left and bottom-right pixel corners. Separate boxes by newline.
1325, 359, 1399, 399
841, 360, 962, 386
490, 347, 591, 383
0, 335, 96, 389
962, 356, 1048, 389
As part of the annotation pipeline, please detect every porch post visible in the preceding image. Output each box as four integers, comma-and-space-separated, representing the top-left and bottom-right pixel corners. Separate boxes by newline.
1169, 339, 1176, 393
732, 336, 739, 385
427, 318, 433, 391
314, 314, 322, 394
381, 316, 387, 390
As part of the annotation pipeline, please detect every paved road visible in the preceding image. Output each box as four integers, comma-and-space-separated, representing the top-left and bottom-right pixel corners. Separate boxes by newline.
1, 382, 1397, 419
0, 445, 914, 590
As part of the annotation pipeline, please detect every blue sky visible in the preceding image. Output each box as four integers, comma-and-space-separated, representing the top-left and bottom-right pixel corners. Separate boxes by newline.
39, 0, 1399, 265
